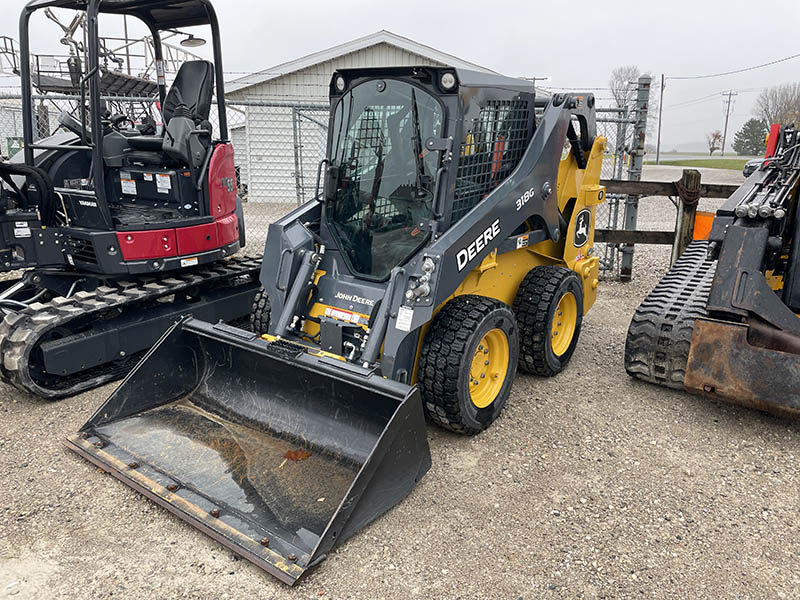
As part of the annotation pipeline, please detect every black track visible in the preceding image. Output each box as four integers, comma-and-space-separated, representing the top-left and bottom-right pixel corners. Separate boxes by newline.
0, 255, 261, 399
624, 241, 717, 389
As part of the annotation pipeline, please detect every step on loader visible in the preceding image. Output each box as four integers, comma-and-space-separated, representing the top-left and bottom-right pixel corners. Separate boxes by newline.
68, 66, 608, 584
625, 124, 800, 415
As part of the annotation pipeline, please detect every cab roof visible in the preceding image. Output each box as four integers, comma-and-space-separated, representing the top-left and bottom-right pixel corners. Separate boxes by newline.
23, 0, 215, 29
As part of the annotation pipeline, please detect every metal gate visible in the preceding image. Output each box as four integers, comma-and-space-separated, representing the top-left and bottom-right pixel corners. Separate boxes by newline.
292, 106, 329, 205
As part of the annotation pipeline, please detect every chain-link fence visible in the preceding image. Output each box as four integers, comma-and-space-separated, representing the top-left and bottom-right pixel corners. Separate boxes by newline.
596, 106, 637, 278
1, 81, 649, 266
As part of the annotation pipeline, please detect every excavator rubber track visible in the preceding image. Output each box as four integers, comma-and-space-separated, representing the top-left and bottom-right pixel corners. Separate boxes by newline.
624, 241, 717, 388
0, 255, 261, 399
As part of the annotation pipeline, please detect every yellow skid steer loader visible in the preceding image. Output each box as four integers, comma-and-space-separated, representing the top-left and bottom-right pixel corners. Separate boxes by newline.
68, 66, 607, 584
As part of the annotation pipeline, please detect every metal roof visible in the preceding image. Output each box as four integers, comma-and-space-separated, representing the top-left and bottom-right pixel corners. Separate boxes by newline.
226, 30, 496, 94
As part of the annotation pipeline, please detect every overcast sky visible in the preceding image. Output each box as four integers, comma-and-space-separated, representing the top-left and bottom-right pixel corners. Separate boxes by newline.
3, 0, 800, 152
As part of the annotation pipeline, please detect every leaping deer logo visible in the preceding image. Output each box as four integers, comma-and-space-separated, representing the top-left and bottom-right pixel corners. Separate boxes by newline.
574, 209, 590, 247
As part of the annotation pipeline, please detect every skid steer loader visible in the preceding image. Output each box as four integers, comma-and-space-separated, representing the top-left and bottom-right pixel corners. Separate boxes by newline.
68, 67, 608, 584
625, 124, 800, 415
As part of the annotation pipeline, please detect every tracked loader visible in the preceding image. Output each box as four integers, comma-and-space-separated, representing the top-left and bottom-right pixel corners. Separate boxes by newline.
626, 124, 800, 415
0, 0, 258, 399
68, 67, 608, 583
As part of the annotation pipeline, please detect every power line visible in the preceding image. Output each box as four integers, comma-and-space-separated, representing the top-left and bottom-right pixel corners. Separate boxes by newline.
664, 94, 721, 110
663, 87, 764, 111
536, 86, 612, 91
668, 51, 800, 80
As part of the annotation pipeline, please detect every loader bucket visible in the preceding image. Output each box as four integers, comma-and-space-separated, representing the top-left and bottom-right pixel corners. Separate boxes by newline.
66, 318, 431, 585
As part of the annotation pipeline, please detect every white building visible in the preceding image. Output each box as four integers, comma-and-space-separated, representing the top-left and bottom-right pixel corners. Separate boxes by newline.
225, 30, 493, 204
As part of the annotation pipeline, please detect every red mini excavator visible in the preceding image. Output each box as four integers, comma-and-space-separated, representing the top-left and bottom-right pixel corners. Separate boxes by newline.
0, 0, 260, 399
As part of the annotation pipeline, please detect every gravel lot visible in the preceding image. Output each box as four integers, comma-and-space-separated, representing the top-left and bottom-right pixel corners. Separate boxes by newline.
2, 166, 799, 600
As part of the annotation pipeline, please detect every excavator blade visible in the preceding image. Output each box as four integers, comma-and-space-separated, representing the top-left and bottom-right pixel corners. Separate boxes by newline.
66, 318, 431, 585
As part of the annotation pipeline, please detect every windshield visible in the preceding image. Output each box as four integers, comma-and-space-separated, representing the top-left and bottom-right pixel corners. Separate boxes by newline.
327, 79, 443, 280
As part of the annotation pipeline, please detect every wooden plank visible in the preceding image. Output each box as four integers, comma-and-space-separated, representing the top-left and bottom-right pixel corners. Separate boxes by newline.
674, 169, 701, 262
595, 229, 675, 245
600, 179, 738, 199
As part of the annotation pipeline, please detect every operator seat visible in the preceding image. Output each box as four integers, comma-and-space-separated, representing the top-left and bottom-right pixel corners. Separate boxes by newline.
124, 60, 214, 164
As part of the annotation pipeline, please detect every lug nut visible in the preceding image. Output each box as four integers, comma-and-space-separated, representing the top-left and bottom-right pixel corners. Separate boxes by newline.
288, 553, 297, 562
80, 432, 89, 439
94, 441, 103, 448
128, 462, 140, 469
260, 537, 270, 547
210, 509, 220, 518
167, 484, 179, 492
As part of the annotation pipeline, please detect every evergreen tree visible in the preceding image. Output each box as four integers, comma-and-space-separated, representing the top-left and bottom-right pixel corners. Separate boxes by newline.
732, 119, 768, 156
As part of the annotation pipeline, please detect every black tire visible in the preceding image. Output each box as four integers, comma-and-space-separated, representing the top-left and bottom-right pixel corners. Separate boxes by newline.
513, 265, 584, 377
418, 295, 519, 435
250, 287, 271, 335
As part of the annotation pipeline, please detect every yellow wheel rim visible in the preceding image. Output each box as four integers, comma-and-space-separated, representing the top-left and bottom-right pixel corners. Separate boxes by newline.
469, 328, 510, 408
551, 292, 578, 357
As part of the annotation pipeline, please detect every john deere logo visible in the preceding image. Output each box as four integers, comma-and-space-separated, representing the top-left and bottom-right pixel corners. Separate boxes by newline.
574, 209, 591, 247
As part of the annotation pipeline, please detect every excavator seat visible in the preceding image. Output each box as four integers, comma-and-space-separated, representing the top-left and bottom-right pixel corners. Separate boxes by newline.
125, 60, 214, 165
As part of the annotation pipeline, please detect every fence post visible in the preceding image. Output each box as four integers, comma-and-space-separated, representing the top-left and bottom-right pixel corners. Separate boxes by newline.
291, 107, 303, 205
670, 169, 701, 264
614, 106, 628, 180
620, 75, 651, 282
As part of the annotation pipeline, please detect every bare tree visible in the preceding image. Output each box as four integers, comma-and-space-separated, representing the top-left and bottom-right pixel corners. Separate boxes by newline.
706, 130, 722, 155
609, 65, 660, 134
609, 65, 642, 109
754, 83, 800, 125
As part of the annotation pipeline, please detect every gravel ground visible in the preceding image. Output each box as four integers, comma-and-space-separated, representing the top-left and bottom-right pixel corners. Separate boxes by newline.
2, 166, 799, 600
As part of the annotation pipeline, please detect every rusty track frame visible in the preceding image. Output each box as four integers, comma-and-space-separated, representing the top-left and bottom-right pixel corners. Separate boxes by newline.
684, 318, 800, 416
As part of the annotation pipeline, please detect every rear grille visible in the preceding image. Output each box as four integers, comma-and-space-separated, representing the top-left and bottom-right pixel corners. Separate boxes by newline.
66, 237, 98, 264
452, 99, 533, 224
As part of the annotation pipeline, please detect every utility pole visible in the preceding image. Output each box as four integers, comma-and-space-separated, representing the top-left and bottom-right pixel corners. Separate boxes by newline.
656, 73, 665, 165
720, 90, 738, 157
